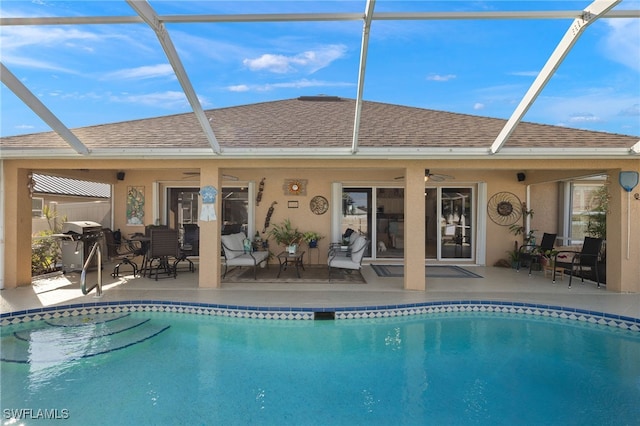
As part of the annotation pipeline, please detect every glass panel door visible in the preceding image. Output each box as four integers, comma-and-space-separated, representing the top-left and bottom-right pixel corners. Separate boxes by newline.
167, 188, 199, 243
425, 188, 438, 259
440, 188, 473, 259
221, 187, 248, 235
376, 188, 404, 258
341, 188, 372, 257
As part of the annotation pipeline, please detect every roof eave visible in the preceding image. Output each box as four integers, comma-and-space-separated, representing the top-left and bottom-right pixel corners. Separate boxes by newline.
1, 146, 637, 160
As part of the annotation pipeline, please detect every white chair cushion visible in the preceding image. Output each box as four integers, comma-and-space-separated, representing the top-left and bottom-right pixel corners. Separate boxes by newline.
328, 256, 361, 270
350, 236, 367, 264
221, 232, 246, 260
227, 251, 269, 266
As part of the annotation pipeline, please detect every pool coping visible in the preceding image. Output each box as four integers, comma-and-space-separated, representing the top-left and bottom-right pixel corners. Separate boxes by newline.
2, 300, 639, 332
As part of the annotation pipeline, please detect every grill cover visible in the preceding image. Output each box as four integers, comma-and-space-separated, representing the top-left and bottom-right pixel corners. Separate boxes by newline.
61, 221, 102, 236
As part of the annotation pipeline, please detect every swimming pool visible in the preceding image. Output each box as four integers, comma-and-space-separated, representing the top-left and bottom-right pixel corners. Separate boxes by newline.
2, 303, 639, 425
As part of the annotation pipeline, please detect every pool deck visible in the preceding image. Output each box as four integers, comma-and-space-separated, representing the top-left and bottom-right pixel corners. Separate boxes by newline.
2, 263, 639, 320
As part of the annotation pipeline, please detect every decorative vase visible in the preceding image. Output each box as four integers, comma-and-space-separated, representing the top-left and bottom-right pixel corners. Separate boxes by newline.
309, 239, 318, 248
287, 244, 298, 254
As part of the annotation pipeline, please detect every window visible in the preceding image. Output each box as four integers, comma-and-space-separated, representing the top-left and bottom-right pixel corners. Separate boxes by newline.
571, 182, 607, 242
32, 197, 44, 217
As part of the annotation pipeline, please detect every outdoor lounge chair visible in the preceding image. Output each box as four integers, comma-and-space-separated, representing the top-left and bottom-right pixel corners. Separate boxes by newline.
517, 232, 557, 276
327, 234, 368, 282
553, 236, 603, 288
221, 232, 269, 279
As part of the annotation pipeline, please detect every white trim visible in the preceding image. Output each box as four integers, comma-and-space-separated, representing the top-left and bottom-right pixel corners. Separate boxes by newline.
331, 182, 343, 244
476, 183, 487, 266
1, 146, 635, 160
153, 182, 160, 226
247, 181, 256, 239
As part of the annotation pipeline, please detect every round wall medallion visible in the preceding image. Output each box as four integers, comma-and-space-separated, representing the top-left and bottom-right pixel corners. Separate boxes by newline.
487, 191, 522, 226
310, 196, 329, 215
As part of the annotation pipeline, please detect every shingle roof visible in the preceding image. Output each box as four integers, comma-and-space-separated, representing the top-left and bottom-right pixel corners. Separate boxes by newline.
32, 174, 111, 199
1, 97, 636, 154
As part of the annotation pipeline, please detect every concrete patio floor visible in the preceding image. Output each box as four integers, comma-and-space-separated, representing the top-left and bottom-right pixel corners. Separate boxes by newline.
2, 261, 639, 320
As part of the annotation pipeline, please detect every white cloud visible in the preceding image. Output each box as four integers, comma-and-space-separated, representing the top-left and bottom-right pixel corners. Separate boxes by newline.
104, 64, 175, 81
0, 55, 77, 74
619, 104, 640, 117
603, 19, 640, 71
243, 45, 347, 74
426, 74, 456, 82
473, 103, 485, 110
508, 71, 538, 77
109, 91, 208, 109
567, 113, 602, 123
0, 26, 99, 50
15, 124, 35, 130
226, 78, 354, 92
228, 85, 250, 92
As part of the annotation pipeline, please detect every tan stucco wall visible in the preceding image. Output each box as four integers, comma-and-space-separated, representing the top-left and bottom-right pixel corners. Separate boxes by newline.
2, 158, 639, 292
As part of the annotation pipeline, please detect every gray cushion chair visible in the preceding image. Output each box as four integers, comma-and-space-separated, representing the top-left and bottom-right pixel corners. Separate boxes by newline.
327, 233, 368, 282
221, 232, 269, 279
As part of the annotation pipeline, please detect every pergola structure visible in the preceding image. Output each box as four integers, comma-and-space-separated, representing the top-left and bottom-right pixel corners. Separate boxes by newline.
1, 0, 639, 158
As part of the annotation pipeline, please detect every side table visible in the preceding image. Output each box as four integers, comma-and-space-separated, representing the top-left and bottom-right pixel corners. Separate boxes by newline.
277, 251, 305, 278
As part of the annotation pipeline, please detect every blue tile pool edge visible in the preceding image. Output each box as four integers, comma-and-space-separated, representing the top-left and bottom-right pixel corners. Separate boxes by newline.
2, 300, 639, 332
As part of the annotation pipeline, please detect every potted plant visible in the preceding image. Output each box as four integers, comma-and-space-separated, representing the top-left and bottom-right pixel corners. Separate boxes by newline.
268, 219, 303, 254
506, 249, 521, 269
302, 231, 323, 248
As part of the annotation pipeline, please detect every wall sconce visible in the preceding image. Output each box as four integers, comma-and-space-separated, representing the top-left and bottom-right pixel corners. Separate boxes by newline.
27, 173, 36, 198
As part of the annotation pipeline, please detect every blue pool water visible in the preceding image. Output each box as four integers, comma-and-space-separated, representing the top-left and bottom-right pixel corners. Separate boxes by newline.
2, 311, 640, 425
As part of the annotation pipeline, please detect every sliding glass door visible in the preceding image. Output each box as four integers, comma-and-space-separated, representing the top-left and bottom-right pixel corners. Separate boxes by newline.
340, 188, 372, 258
341, 185, 474, 261
440, 188, 473, 259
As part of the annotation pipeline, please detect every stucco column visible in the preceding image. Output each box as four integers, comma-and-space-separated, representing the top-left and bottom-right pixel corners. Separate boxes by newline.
2, 166, 33, 288
608, 167, 640, 293
197, 167, 221, 288
404, 165, 426, 291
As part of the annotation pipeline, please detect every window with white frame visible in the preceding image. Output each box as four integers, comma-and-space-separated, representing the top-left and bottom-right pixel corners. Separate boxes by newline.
32, 197, 44, 217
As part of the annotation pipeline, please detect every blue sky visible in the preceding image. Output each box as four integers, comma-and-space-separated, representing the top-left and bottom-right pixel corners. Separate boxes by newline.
1, 0, 639, 138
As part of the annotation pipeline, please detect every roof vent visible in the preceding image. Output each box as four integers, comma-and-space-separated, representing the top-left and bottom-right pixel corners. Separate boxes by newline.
297, 95, 342, 102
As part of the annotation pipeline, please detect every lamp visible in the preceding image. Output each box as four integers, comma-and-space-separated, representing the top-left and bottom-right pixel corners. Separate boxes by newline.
424, 169, 429, 182
619, 171, 639, 260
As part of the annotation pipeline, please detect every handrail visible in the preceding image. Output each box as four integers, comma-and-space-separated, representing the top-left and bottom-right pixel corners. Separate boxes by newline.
81, 240, 103, 298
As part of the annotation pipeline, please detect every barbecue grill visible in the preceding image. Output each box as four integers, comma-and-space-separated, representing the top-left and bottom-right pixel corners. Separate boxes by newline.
58, 221, 103, 273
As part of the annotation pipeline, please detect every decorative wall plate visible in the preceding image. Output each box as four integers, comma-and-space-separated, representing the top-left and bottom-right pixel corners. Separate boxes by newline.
283, 179, 307, 196
310, 195, 329, 215
487, 191, 522, 226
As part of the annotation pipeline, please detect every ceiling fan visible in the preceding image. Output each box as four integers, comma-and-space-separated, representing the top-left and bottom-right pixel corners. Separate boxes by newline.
181, 171, 238, 181
394, 169, 454, 182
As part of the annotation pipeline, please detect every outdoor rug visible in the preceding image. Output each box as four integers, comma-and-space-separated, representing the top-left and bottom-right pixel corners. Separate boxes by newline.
371, 265, 483, 278
221, 265, 366, 284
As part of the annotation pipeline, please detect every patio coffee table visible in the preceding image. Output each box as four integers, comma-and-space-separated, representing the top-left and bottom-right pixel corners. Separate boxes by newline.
276, 251, 306, 278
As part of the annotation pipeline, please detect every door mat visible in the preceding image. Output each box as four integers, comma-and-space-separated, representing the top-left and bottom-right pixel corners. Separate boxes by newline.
371, 265, 483, 278
221, 265, 366, 284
